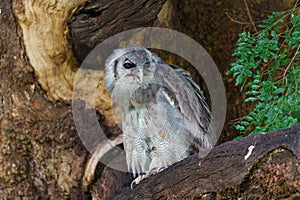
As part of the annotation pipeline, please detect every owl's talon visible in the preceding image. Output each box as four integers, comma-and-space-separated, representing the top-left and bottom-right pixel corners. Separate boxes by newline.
148, 167, 158, 176
130, 174, 147, 189
130, 166, 167, 189
130, 180, 136, 190
148, 166, 167, 175
157, 166, 167, 172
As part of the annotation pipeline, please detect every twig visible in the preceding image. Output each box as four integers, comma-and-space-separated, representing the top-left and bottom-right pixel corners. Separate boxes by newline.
243, 0, 258, 33
283, 43, 300, 83
229, 114, 251, 124
225, 12, 250, 25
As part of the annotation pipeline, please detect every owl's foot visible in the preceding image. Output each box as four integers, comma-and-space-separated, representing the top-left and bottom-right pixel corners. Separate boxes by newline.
130, 173, 148, 189
148, 166, 167, 176
130, 166, 168, 189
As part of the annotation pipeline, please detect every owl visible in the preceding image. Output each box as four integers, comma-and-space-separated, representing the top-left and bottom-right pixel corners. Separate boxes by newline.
104, 45, 214, 188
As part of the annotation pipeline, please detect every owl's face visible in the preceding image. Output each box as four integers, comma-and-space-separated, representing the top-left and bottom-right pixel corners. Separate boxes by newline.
104, 45, 163, 109
105, 46, 162, 91
115, 50, 153, 84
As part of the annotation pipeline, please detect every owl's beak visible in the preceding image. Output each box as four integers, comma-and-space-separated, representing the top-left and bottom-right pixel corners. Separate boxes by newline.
126, 66, 143, 84
134, 66, 144, 84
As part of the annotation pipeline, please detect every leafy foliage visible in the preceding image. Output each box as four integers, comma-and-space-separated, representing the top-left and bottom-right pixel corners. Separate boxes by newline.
227, 6, 300, 137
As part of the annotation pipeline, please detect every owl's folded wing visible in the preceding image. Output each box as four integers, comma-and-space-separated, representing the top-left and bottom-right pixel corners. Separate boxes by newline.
154, 63, 215, 148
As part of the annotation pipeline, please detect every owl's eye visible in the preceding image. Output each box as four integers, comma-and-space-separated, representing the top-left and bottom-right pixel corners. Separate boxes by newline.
123, 59, 136, 69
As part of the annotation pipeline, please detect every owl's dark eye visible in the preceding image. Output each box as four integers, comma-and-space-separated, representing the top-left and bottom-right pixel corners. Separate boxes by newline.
123, 59, 136, 69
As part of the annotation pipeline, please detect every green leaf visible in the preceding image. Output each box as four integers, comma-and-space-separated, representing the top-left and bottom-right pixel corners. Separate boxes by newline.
251, 84, 260, 89
274, 87, 285, 94
235, 124, 245, 131
246, 90, 259, 95
245, 97, 258, 102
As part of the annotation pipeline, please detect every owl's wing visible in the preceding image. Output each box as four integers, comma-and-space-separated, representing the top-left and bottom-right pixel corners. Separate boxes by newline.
170, 65, 211, 125
154, 63, 214, 148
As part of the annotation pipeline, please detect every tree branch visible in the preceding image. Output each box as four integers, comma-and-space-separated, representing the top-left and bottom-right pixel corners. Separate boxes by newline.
112, 124, 300, 199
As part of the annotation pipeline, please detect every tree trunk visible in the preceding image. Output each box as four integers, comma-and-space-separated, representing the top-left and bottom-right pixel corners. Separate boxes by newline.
1, 0, 88, 198
0, 0, 298, 199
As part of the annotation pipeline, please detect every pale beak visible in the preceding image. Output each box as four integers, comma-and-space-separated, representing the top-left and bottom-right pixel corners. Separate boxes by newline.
126, 66, 143, 84
134, 66, 143, 84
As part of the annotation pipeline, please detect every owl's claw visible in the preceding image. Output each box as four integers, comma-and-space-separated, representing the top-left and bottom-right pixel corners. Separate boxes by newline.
130, 166, 168, 189
157, 166, 167, 172
148, 166, 167, 175
130, 174, 148, 189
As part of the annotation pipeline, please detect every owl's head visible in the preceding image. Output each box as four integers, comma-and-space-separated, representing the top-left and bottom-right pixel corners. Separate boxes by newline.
104, 45, 163, 93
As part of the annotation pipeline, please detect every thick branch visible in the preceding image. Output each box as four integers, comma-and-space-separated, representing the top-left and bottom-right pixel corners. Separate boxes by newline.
112, 125, 300, 199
